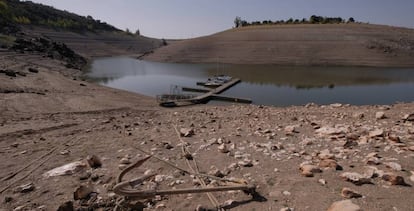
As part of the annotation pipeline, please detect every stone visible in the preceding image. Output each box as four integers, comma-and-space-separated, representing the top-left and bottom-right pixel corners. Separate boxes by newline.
410, 171, 414, 183
375, 111, 386, 120
319, 159, 343, 170
4, 196, 13, 203
282, 191, 291, 196
299, 164, 322, 177
86, 155, 102, 168
280, 207, 294, 211
340, 172, 372, 185
365, 157, 381, 165
387, 134, 401, 143
238, 159, 253, 167
28, 67, 39, 73
180, 128, 194, 137
318, 179, 327, 185
315, 126, 347, 136
57, 201, 74, 211
14, 183, 35, 193
319, 149, 335, 160
408, 146, 414, 151
327, 200, 361, 211
218, 144, 229, 153
382, 173, 408, 186
284, 125, 298, 134
341, 188, 362, 199
120, 157, 131, 165
43, 161, 87, 177
369, 129, 384, 138
402, 113, 414, 122
73, 185, 93, 200
384, 162, 402, 171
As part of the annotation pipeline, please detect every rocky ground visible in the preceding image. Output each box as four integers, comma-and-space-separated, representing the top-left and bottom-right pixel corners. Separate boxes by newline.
1, 46, 414, 210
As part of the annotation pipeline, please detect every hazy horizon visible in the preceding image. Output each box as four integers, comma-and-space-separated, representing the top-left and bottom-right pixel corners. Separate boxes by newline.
29, 0, 414, 39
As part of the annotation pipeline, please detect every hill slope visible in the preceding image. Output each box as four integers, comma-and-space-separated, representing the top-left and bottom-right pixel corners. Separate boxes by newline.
145, 24, 414, 67
0, 0, 162, 57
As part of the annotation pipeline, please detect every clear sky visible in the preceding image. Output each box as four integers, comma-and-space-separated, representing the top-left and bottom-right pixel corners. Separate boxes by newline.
29, 0, 414, 39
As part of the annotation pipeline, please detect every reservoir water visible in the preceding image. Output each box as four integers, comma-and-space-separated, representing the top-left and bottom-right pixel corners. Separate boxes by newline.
85, 57, 414, 106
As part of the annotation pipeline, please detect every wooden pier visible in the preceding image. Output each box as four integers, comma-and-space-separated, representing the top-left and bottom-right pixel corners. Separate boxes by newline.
157, 78, 252, 107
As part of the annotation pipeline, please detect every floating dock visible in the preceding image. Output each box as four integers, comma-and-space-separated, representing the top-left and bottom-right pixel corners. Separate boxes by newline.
157, 78, 252, 107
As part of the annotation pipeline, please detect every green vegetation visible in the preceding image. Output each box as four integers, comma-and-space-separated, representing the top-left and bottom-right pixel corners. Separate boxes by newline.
234, 15, 357, 28
0, 0, 120, 32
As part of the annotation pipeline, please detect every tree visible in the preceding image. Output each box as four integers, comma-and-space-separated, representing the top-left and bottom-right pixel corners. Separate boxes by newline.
135, 29, 140, 36
348, 17, 355, 23
234, 16, 242, 28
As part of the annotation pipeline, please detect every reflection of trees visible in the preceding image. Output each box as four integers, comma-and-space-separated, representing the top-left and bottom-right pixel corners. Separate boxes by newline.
207, 64, 414, 89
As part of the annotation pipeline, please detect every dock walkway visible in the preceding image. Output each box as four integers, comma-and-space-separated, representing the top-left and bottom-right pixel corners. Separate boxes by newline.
157, 78, 251, 107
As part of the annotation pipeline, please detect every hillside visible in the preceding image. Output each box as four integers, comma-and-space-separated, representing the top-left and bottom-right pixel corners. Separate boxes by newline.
145, 24, 414, 67
0, 0, 162, 58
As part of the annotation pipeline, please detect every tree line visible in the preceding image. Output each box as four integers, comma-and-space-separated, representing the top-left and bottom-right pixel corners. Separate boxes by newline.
234, 15, 356, 28
0, 0, 119, 32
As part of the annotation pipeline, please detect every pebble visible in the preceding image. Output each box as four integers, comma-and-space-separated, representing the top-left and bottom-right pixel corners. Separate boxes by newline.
341, 187, 362, 199
299, 164, 322, 177
218, 144, 229, 153
280, 207, 294, 211
318, 179, 327, 185
410, 171, 414, 183
282, 190, 291, 196
120, 157, 131, 165
319, 159, 343, 170
340, 172, 372, 185
73, 185, 93, 200
180, 128, 194, 137
369, 129, 384, 138
86, 155, 102, 168
327, 200, 361, 211
382, 173, 408, 186
384, 162, 402, 171
14, 183, 35, 193
57, 201, 74, 211
375, 111, 386, 120
238, 159, 253, 167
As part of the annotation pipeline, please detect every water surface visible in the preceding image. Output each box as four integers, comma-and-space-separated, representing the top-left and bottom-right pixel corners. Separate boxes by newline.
85, 57, 414, 106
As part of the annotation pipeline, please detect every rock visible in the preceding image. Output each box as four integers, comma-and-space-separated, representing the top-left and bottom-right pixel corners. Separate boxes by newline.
408, 146, 414, 151
402, 113, 414, 122
410, 171, 414, 183
43, 161, 87, 177
218, 144, 229, 153
280, 207, 294, 211
282, 190, 291, 196
14, 183, 35, 193
284, 125, 298, 134
384, 162, 402, 171
180, 128, 194, 137
353, 112, 364, 119
57, 201, 74, 211
319, 159, 343, 170
73, 185, 93, 200
86, 155, 102, 168
382, 173, 408, 186
163, 142, 174, 149
340, 172, 372, 185
330, 103, 343, 108
319, 149, 335, 160
387, 134, 401, 143
343, 140, 358, 149
238, 159, 253, 167
299, 164, 322, 177
318, 179, 327, 185
369, 129, 384, 138
341, 188, 362, 199
4, 196, 13, 203
375, 111, 386, 119
365, 157, 381, 165
120, 157, 131, 165
315, 126, 347, 136
327, 200, 361, 211
28, 67, 39, 73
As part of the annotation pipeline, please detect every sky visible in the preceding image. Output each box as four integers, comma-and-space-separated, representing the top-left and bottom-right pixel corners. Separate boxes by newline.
29, 0, 414, 39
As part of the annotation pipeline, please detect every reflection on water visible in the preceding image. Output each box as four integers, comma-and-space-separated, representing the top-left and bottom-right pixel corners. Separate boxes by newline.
84, 57, 414, 106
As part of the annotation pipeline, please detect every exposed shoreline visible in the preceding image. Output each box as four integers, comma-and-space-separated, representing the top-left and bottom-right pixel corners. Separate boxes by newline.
1, 29, 414, 210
